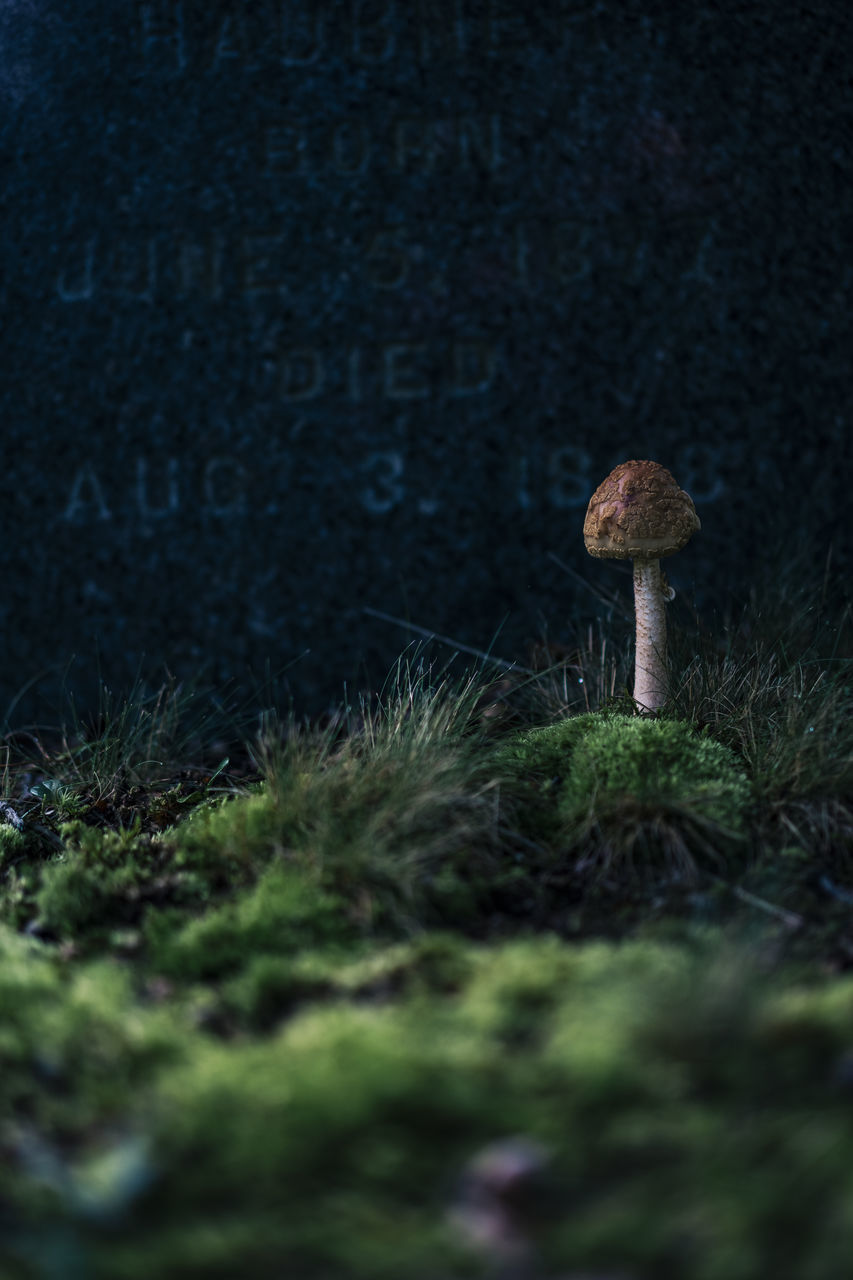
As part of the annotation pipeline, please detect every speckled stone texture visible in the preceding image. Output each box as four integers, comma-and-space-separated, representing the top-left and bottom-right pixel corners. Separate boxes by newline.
0, 1, 849, 720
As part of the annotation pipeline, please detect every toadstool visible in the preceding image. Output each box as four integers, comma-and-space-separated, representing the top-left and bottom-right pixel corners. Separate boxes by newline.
583, 459, 700, 713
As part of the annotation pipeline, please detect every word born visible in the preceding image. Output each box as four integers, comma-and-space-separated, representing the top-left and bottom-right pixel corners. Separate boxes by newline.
261, 114, 502, 178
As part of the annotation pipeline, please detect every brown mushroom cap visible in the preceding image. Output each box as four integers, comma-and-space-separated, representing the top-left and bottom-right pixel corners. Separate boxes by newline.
583, 459, 700, 559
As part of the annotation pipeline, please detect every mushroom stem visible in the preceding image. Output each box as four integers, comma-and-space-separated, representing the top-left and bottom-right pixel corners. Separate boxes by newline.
632, 558, 668, 713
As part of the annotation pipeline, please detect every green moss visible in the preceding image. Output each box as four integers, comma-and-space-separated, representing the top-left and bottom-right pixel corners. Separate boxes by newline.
37, 850, 138, 936
34, 821, 207, 941
147, 860, 357, 982
220, 932, 474, 1032
497, 713, 750, 880
170, 788, 278, 880
0, 823, 55, 931
559, 716, 749, 827
5, 928, 853, 1277
218, 952, 341, 1032
494, 712, 605, 780
491, 712, 605, 842
0, 924, 178, 1136
0, 824, 26, 867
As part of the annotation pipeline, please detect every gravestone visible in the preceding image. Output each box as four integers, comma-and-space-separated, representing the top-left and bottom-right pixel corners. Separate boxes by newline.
1, 1, 850, 723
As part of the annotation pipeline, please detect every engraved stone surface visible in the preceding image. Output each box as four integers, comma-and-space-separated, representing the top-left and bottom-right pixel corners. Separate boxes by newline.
1, 2, 850, 719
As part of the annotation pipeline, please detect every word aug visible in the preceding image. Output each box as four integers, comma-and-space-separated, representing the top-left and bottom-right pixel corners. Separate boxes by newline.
63, 457, 250, 524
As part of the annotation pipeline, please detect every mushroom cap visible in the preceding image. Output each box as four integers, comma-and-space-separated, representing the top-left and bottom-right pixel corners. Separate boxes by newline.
583, 459, 700, 559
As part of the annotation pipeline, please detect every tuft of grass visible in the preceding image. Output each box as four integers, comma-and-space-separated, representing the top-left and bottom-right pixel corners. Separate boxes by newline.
665, 576, 853, 869
677, 652, 853, 861
511, 618, 635, 724
3, 670, 261, 842
219, 656, 510, 932
0, 658, 516, 955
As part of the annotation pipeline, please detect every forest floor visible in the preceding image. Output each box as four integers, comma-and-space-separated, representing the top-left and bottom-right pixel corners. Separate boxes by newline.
1, 562, 851, 1279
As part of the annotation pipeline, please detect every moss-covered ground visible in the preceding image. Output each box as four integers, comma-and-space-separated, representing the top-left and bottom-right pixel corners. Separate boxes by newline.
1, 570, 851, 1278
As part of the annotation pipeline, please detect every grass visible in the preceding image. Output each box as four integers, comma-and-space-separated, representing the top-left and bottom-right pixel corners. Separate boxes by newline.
0, 565, 851, 1278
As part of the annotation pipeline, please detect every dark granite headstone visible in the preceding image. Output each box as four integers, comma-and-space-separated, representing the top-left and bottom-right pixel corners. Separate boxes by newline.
1, 1, 850, 720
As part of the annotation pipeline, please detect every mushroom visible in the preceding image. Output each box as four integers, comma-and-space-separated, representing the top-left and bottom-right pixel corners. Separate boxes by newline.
583, 459, 700, 713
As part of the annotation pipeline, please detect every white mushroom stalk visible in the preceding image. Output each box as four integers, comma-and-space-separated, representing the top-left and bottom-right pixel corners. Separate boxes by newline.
632, 557, 668, 713
583, 460, 700, 714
